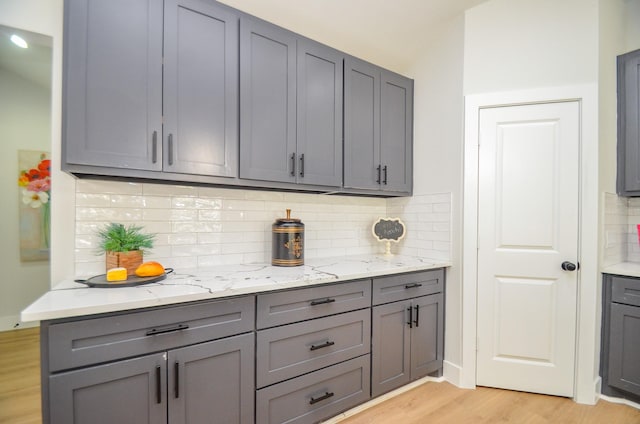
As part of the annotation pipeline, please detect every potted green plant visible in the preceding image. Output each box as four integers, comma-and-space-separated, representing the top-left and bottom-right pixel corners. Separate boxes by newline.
97, 223, 155, 275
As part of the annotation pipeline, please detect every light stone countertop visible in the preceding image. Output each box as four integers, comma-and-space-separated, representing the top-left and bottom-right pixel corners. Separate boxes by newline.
21, 254, 450, 322
601, 262, 640, 279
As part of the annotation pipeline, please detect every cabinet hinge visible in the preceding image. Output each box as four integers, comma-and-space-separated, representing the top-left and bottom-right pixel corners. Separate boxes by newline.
163, 352, 167, 361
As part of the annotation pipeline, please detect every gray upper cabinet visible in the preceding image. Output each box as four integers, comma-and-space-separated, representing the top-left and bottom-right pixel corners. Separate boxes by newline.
344, 58, 380, 191
163, 0, 238, 177
296, 39, 343, 187
617, 48, 640, 196
344, 57, 413, 194
380, 71, 413, 193
64, 0, 239, 177
63, 0, 163, 171
63, 0, 412, 196
240, 18, 343, 187
240, 16, 297, 184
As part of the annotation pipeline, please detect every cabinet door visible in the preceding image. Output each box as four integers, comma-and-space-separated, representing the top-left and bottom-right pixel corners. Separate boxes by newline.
371, 300, 410, 397
296, 39, 343, 187
617, 49, 640, 195
163, 0, 238, 177
49, 353, 166, 424
168, 333, 254, 424
410, 294, 444, 380
240, 17, 297, 183
344, 57, 381, 190
380, 70, 413, 193
608, 303, 640, 397
63, 0, 163, 171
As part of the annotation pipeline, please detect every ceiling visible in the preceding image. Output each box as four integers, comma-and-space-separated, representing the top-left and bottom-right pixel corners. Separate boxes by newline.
0, 24, 51, 89
219, 0, 490, 72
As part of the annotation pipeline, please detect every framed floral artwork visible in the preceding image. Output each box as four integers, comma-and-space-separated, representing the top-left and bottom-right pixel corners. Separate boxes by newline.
18, 150, 50, 262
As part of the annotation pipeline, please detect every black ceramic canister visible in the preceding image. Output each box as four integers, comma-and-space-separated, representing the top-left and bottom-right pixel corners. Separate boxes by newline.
272, 209, 304, 266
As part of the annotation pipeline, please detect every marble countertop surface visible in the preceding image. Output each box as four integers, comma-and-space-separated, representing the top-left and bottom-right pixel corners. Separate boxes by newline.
601, 262, 640, 279
22, 254, 450, 322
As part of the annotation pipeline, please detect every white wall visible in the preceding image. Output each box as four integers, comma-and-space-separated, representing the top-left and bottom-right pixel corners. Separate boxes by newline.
464, 0, 599, 94
402, 14, 466, 381
0, 69, 51, 329
0, 0, 75, 292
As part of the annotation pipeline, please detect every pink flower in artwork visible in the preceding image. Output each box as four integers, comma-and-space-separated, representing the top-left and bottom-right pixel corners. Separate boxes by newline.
27, 178, 51, 193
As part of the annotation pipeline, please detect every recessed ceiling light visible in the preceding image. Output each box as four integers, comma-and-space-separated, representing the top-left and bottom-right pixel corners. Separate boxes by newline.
10, 34, 28, 49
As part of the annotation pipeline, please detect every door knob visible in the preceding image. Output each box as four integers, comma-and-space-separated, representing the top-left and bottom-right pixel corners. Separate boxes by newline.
561, 261, 578, 271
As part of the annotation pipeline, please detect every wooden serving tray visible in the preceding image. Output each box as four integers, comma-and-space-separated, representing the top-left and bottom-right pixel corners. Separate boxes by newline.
75, 268, 173, 288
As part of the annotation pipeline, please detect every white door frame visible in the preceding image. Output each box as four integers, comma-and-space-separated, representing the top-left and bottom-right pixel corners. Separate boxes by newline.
461, 85, 600, 404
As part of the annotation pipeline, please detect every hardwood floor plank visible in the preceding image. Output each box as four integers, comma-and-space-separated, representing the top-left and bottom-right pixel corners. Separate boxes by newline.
0, 327, 41, 424
336, 383, 640, 424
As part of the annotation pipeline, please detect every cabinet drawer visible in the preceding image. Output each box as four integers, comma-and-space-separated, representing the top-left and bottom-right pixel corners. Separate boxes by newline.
47, 296, 255, 372
256, 279, 371, 328
256, 355, 370, 424
611, 276, 640, 307
372, 269, 444, 305
256, 309, 370, 388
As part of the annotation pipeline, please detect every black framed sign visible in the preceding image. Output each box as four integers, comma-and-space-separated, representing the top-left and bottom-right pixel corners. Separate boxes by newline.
372, 217, 406, 255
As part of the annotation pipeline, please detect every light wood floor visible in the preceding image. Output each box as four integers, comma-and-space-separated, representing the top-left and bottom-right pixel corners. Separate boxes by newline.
1, 327, 639, 424
0, 327, 41, 424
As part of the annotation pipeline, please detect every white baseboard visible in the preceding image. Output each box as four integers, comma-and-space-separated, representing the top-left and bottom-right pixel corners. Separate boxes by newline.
443, 360, 463, 387
322, 376, 445, 423
0, 315, 40, 332
599, 393, 640, 410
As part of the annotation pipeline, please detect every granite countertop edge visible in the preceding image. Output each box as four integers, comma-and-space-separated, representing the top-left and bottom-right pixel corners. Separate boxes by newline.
21, 254, 451, 322
601, 262, 640, 279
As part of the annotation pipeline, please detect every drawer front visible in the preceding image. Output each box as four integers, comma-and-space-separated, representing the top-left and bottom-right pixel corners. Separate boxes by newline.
256, 309, 370, 388
611, 276, 640, 307
256, 355, 370, 424
372, 269, 444, 305
256, 279, 371, 328
48, 296, 255, 372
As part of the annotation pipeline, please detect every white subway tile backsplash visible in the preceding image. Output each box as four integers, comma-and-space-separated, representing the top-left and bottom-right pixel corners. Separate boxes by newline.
74, 181, 453, 272
144, 184, 198, 197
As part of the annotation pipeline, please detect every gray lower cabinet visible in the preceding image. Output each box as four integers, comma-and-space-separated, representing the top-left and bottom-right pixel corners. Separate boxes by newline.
601, 274, 640, 402
371, 270, 444, 397
255, 280, 372, 423
168, 334, 255, 424
256, 355, 370, 424
42, 296, 255, 424
49, 352, 167, 424
344, 56, 413, 195
63, 0, 238, 177
239, 16, 343, 187
48, 334, 254, 424
617, 48, 640, 195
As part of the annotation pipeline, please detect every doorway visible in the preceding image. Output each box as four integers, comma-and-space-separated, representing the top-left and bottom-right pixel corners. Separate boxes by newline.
461, 85, 600, 404
476, 101, 579, 396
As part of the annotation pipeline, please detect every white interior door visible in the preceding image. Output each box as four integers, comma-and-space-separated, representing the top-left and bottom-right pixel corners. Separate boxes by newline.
476, 101, 580, 397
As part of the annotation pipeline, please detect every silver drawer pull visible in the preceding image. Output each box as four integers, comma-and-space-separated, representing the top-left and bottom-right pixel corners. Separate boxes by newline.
146, 323, 189, 336
404, 283, 423, 289
310, 341, 335, 351
309, 391, 334, 405
310, 298, 336, 306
